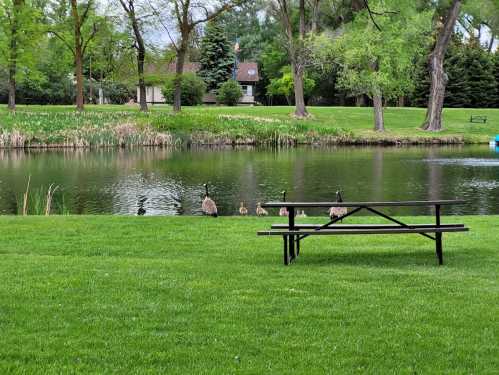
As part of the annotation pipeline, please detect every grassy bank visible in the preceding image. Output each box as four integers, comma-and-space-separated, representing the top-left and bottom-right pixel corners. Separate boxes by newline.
0, 215, 497, 373
1, 105, 498, 147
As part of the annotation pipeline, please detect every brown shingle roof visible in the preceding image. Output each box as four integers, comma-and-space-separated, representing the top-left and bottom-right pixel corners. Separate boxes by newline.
145, 61, 259, 82
235, 62, 259, 82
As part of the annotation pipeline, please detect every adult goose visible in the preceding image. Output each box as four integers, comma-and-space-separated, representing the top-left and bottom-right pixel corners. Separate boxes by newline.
256, 202, 268, 216
329, 191, 347, 221
279, 191, 289, 217
239, 201, 248, 216
202, 183, 218, 217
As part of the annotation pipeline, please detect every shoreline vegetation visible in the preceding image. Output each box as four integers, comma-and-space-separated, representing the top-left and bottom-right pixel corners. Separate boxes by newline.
1, 105, 498, 148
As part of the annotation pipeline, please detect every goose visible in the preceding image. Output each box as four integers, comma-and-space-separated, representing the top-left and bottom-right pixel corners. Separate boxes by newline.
329, 191, 347, 221
202, 183, 218, 217
137, 196, 147, 216
256, 202, 268, 216
239, 201, 248, 216
279, 191, 289, 217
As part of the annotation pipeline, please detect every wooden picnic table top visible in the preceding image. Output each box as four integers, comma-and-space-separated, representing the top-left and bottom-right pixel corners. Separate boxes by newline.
261, 200, 466, 208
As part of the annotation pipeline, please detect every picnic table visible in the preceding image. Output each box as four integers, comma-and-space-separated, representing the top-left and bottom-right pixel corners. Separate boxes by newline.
470, 115, 487, 124
258, 200, 469, 266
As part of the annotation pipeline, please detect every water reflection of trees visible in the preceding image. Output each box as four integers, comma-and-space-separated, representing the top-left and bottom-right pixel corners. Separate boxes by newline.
0, 146, 498, 215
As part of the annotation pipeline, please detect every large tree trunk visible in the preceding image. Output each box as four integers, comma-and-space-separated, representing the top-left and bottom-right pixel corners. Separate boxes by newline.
422, 0, 461, 131
173, 44, 187, 113
398, 96, 405, 107
373, 92, 384, 132
8, 39, 17, 111
130, 6, 148, 111
71, 0, 84, 111
292, 62, 308, 118
137, 49, 147, 111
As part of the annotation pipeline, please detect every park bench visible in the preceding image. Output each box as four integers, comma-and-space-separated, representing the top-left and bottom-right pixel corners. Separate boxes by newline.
470, 115, 487, 124
257, 200, 469, 266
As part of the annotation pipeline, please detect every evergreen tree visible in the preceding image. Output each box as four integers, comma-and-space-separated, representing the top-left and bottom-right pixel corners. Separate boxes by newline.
494, 52, 499, 107
444, 40, 470, 108
198, 20, 234, 91
464, 40, 497, 108
411, 54, 431, 107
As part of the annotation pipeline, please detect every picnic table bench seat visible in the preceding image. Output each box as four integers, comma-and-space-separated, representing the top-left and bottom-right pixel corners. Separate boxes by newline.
257, 200, 469, 266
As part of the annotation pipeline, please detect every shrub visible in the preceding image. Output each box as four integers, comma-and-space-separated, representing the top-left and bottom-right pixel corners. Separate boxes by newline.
162, 73, 206, 106
217, 79, 242, 106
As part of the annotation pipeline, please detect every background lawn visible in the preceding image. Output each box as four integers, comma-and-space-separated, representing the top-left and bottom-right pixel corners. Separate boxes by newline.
0, 215, 497, 373
1, 105, 499, 145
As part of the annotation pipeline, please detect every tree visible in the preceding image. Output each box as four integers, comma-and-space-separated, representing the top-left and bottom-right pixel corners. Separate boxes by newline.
48, 0, 102, 110
198, 20, 234, 91
266, 66, 315, 105
0, 0, 40, 110
162, 72, 206, 106
322, 1, 431, 131
152, 0, 241, 112
494, 52, 499, 107
217, 79, 242, 105
464, 39, 497, 108
421, 0, 462, 131
118, 0, 148, 111
272, 0, 317, 118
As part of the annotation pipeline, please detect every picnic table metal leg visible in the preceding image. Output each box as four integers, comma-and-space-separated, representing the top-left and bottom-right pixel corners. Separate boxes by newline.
283, 235, 289, 265
288, 207, 296, 261
435, 204, 443, 265
296, 237, 300, 256
436, 233, 443, 265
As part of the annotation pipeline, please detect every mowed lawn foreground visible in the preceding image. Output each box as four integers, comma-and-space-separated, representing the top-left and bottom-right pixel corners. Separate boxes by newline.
0, 215, 498, 373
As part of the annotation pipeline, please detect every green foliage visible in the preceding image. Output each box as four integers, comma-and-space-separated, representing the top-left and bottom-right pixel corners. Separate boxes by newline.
0, 0, 43, 85
162, 73, 206, 106
198, 20, 234, 91
216, 79, 242, 106
494, 52, 499, 107
267, 67, 315, 104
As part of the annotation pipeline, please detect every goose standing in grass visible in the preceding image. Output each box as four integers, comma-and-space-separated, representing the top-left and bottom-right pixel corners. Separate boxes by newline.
329, 191, 347, 221
202, 183, 218, 217
256, 202, 268, 216
297, 210, 307, 218
239, 201, 248, 216
279, 191, 289, 217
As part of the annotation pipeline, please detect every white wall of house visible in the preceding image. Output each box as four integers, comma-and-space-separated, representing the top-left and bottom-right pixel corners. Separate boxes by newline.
137, 86, 165, 104
137, 83, 256, 104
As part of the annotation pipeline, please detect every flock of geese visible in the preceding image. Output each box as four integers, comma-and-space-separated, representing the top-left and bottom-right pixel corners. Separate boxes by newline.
202, 184, 348, 219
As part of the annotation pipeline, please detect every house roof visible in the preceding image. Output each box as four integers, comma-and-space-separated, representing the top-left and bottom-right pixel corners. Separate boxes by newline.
146, 61, 260, 83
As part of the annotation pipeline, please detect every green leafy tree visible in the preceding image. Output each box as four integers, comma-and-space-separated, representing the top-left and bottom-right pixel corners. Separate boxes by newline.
267, 66, 315, 105
0, 0, 42, 110
162, 72, 206, 106
216, 79, 242, 105
330, 1, 432, 131
198, 20, 234, 91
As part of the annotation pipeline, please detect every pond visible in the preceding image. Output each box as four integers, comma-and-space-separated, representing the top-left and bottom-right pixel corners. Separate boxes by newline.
0, 145, 498, 216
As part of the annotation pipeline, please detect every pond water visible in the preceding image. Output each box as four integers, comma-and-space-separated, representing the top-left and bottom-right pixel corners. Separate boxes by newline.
0, 145, 498, 216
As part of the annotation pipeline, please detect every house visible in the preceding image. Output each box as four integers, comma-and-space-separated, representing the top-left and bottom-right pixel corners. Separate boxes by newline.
137, 61, 260, 105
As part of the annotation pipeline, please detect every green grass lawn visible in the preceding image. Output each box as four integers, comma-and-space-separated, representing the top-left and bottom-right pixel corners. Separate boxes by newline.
1, 105, 499, 146
0, 215, 497, 373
